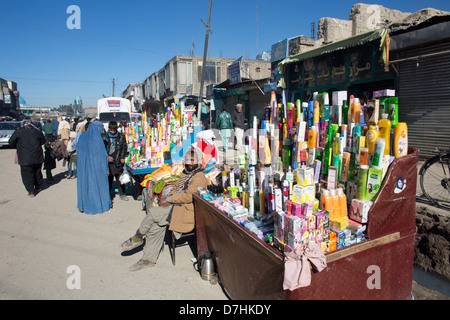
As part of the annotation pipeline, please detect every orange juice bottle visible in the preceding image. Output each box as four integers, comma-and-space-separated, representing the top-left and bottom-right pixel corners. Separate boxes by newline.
393, 122, 408, 158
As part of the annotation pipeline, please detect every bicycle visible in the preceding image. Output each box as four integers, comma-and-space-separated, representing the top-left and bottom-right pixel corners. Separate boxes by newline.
419, 147, 450, 210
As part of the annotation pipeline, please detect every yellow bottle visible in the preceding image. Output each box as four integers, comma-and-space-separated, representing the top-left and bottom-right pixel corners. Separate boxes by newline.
366, 125, 378, 154
393, 122, 408, 158
378, 114, 392, 155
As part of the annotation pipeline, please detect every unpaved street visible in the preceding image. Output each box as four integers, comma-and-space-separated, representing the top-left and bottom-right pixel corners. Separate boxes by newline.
0, 147, 227, 300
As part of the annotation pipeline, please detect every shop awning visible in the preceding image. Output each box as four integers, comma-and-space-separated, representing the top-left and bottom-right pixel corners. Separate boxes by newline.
279, 28, 388, 66
277, 28, 388, 88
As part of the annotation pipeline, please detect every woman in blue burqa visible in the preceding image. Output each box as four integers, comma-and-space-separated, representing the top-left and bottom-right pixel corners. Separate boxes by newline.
76, 120, 112, 214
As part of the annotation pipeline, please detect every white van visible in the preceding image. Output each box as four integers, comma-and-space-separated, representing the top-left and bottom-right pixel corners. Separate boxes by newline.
97, 97, 131, 130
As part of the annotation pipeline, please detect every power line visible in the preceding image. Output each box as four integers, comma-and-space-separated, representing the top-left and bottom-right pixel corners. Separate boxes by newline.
2, 75, 110, 83
0, 16, 168, 57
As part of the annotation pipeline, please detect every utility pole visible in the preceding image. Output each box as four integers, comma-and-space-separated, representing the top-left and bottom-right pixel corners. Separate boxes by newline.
112, 78, 117, 97
197, 0, 213, 120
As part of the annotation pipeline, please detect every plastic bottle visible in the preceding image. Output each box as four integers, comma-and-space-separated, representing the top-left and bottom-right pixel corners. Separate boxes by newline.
337, 188, 348, 218
308, 127, 318, 149
393, 122, 408, 158
366, 125, 378, 154
320, 188, 330, 211
352, 125, 362, 154
378, 114, 392, 155
342, 100, 349, 124
357, 165, 369, 200
351, 98, 361, 124
371, 138, 385, 170
329, 189, 339, 219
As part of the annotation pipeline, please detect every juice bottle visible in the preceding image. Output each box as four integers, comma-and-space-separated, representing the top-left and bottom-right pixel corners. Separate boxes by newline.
337, 188, 348, 218
320, 188, 330, 211
393, 122, 408, 158
366, 125, 378, 154
378, 114, 392, 155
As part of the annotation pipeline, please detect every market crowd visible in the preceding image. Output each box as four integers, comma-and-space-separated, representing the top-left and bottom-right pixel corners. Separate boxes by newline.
8, 115, 130, 213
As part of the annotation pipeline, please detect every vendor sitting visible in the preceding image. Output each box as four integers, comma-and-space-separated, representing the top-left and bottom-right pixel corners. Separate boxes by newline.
120, 147, 207, 271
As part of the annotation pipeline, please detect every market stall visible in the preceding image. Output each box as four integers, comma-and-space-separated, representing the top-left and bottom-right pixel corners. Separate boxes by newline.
123, 101, 203, 199
194, 148, 417, 300
190, 27, 417, 299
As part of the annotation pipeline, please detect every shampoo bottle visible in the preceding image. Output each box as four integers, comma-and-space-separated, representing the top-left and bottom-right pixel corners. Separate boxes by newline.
378, 114, 392, 155
393, 122, 408, 158
366, 125, 378, 155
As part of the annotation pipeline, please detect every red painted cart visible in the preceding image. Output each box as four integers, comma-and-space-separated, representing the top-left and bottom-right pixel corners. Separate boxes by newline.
194, 148, 418, 299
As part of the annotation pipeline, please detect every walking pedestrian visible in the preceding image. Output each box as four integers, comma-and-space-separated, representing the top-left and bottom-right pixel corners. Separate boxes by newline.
102, 121, 128, 201
232, 103, 245, 153
43, 140, 56, 182
58, 116, 71, 145
76, 120, 112, 214
216, 106, 233, 151
120, 147, 207, 271
8, 116, 46, 197
42, 119, 56, 143
66, 131, 78, 179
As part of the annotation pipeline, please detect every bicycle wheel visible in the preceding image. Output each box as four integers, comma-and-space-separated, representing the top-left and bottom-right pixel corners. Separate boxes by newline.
420, 152, 450, 210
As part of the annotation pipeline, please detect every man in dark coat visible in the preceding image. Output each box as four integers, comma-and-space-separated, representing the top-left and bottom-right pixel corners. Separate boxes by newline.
9, 117, 46, 197
102, 120, 128, 201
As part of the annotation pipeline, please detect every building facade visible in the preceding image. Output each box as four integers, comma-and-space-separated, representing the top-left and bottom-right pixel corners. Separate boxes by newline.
0, 78, 20, 118
123, 55, 271, 113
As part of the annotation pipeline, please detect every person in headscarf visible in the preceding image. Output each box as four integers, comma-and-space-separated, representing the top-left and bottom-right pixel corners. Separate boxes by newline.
9, 116, 46, 197
76, 120, 111, 214
120, 147, 207, 271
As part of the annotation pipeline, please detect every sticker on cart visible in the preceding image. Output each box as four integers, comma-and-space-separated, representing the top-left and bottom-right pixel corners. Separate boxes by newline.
394, 177, 407, 194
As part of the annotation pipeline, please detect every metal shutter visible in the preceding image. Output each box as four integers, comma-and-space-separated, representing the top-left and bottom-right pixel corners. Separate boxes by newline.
397, 40, 450, 160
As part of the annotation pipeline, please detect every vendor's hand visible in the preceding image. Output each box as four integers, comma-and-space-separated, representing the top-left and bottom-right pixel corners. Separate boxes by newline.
107, 170, 110, 176
159, 198, 170, 208
108, 156, 114, 163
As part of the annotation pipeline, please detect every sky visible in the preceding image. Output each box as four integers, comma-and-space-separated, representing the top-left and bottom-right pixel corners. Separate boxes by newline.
1, 0, 449, 109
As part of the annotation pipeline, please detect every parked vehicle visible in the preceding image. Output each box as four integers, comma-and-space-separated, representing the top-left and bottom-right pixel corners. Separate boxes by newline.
0, 121, 42, 147
97, 97, 131, 130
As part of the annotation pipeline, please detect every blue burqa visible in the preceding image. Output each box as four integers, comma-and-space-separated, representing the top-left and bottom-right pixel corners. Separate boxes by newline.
77, 121, 112, 214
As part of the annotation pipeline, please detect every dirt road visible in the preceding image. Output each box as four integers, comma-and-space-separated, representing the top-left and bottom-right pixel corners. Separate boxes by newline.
0, 147, 227, 299
0, 146, 447, 300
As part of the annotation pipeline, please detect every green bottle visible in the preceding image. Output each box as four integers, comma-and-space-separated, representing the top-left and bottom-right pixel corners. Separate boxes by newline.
342, 100, 349, 124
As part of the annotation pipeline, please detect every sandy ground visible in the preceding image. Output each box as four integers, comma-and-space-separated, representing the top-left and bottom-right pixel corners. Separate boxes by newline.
0, 147, 227, 300
0, 144, 448, 300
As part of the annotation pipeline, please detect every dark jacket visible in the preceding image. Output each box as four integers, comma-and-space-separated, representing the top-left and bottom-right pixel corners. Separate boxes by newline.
231, 110, 245, 129
9, 126, 46, 165
102, 131, 128, 175
216, 111, 233, 130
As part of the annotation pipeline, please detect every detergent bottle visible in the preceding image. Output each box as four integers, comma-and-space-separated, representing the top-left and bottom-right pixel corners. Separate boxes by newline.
393, 122, 408, 158
378, 114, 392, 155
